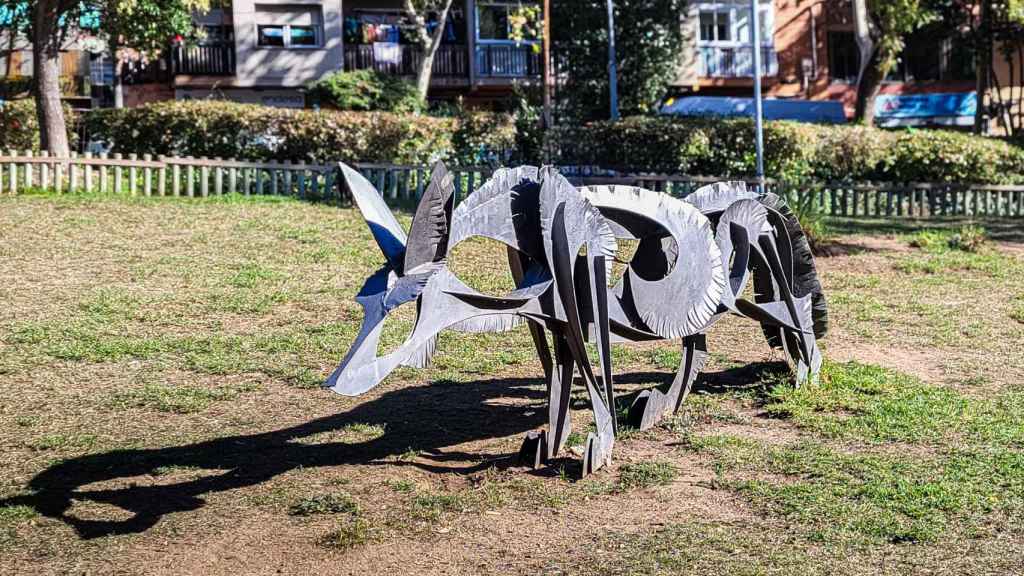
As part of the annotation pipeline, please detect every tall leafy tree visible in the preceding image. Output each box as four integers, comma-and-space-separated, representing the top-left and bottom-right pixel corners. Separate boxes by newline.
929, 0, 1024, 133
852, 0, 937, 125
0, 0, 204, 156
552, 0, 686, 122
403, 0, 456, 101
97, 0, 206, 108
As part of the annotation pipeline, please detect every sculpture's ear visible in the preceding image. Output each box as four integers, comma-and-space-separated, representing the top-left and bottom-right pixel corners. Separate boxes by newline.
339, 162, 407, 271
404, 160, 455, 274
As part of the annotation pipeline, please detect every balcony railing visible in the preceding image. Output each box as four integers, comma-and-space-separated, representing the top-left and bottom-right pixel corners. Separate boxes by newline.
475, 43, 541, 78
698, 45, 778, 78
343, 44, 468, 77
171, 43, 236, 76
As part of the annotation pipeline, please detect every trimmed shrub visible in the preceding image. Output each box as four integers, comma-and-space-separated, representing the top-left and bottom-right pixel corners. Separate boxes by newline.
0, 98, 77, 152
450, 108, 520, 165
305, 70, 422, 113
546, 116, 1024, 184
85, 100, 518, 165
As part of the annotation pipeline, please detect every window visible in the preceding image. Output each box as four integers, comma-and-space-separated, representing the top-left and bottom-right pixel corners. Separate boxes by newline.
827, 31, 859, 83
697, 4, 772, 45
476, 2, 540, 42
258, 25, 286, 47
478, 4, 511, 40
289, 25, 318, 46
255, 4, 323, 48
699, 10, 730, 42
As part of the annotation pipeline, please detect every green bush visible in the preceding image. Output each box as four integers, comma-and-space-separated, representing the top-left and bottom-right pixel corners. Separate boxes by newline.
305, 70, 422, 113
85, 100, 518, 164
0, 98, 77, 152
450, 108, 519, 165
546, 116, 1024, 184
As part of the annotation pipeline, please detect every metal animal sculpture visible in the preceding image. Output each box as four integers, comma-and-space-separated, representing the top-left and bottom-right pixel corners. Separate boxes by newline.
325, 162, 827, 476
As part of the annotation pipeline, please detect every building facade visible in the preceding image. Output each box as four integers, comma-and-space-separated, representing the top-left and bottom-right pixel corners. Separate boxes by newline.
673, 0, 978, 122
172, 0, 541, 106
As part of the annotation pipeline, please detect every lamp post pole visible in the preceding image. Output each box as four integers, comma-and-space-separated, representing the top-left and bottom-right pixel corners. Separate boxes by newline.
542, 0, 552, 127
750, 0, 765, 190
606, 0, 619, 120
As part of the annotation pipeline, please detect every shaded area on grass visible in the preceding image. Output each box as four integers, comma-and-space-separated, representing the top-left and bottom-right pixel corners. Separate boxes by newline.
1, 378, 546, 539
0, 361, 783, 541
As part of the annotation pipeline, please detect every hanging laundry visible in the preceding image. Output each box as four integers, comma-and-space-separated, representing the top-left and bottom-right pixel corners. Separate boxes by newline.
373, 42, 402, 65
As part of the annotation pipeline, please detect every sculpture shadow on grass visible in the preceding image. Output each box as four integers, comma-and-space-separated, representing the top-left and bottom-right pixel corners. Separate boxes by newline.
2, 364, 783, 540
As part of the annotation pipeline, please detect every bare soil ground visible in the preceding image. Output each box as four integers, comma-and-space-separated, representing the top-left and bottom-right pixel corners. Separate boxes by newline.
1, 195, 1022, 575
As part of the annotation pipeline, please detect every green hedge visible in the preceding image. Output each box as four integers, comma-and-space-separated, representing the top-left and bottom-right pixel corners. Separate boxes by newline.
85, 100, 517, 165
83, 102, 1024, 184
545, 116, 1024, 184
0, 98, 78, 152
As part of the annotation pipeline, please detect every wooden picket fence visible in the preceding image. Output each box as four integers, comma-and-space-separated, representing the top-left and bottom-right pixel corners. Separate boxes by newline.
1, 151, 1023, 218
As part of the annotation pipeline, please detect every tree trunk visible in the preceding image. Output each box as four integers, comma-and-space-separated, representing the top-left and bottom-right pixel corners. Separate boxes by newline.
974, 0, 990, 134
407, 0, 455, 101
415, 45, 438, 100
113, 56, 125, 108
854, 47, 883, 126
851, 0, 876, 124
5, 22, 18, 78
32, 0, 70, 157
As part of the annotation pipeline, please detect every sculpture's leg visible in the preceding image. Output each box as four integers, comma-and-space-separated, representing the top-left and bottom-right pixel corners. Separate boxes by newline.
508, 246, 554, 381
517, 332, 575, 468
549, 206, 615, 477
671, 334, 709, 412
627, 334, 708, 430
756, 235, 820, 386
580, 253, 616, 477
546, 334, 575, 459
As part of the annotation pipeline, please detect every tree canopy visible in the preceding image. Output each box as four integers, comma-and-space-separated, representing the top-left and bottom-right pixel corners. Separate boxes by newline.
552, 0, 686, 122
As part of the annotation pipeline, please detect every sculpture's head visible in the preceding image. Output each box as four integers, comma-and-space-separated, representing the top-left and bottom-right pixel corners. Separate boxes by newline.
325, 163, 624, 397
323, 162, 460, 396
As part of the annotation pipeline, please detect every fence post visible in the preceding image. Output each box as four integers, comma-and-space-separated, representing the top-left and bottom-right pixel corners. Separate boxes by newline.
200, 157, 210, 198
297, 165, 307, 199
54, 155, 64, 194
229, 162, 238, 195
271, 165, 279, 196
113, 153, 123, 194
157, 156, 167, 196
23, 150, 33, 189
40, 151, 50, 190
172, 160, 181, 197
214, 158, 223, 195
98, 152, 109, 194
187, 160, 195, 197
84, 152, 94, 193
143, 154, 154, 196
128, 153, 138, 196
8, 151, 17, 194
283, 161, 293, 197
69, 152, 79, 192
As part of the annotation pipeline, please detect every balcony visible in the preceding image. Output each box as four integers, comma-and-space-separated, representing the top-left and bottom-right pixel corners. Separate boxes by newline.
170, 43, 236, 76
698, 45, 778, 78
475, 43, 541, 78
343, 44, 469, 78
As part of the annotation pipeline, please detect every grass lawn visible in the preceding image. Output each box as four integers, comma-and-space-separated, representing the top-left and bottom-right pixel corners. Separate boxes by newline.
1, 192, 1023, 575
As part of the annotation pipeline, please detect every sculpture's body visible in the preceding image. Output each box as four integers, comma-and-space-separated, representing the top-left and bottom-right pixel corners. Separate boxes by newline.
326, 162, 828, 475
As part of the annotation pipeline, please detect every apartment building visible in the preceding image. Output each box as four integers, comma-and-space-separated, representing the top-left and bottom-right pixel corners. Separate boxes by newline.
172, 0, 540, 106
673, 0, 978, 124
